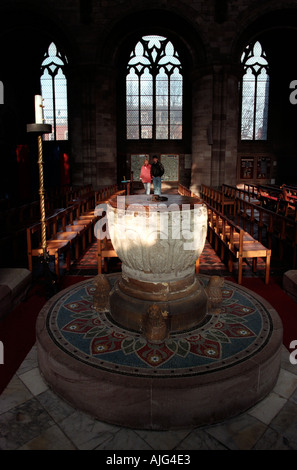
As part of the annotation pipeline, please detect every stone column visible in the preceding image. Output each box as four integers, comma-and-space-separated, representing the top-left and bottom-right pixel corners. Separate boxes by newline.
224, 65, 242, 186
70, 64, 97, 188
190, 63, 242, 192
94, 65, 118, 189
211, 64, 242, 187
70, 64, 118, 189
190, 66, 213, 195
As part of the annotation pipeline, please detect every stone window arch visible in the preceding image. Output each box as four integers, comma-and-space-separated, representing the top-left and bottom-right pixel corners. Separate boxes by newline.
240, 40, 269, 140
40, 42, 68, 141
126, 35, 183, 141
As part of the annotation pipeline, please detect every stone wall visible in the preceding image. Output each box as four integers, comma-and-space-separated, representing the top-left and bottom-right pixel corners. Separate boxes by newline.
1, 0, 297, 197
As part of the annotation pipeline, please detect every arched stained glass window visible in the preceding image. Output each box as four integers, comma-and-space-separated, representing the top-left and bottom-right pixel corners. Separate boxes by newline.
40, 42, 68, 141
126, 35, 183, 140
240, 41, 269, 140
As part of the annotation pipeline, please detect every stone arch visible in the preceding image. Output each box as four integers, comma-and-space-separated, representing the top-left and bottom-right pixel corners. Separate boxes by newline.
230, 6, 297, 64
97, 7, 206, 71
230, 5, 297, 185
94, 6, 207, 188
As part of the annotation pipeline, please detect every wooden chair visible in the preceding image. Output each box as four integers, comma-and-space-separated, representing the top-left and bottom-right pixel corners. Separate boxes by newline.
67, 204, 93, 249
97, 237, 119, 274
27, 222, 71, 279
206, 203, 271, 285
226, 220, 271, 285
48, 212, 80, 260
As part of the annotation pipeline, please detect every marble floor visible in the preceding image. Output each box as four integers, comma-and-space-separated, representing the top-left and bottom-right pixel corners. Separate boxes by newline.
1, 343, 297, 450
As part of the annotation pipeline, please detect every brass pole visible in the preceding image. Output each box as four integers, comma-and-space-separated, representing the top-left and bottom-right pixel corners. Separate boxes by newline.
27, 119, 54, 298
37, 134, 47, 257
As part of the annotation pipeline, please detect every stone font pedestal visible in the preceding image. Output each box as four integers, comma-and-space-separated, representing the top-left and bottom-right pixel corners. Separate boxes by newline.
106, 194, 208, 335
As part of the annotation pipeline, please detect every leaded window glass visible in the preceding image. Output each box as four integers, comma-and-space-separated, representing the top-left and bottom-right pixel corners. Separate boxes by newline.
240, 41, 269, 140
40, 42, 68, 141
126, 35, 183, 140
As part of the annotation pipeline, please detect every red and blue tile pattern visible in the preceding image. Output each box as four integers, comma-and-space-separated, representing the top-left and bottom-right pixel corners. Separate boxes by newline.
46, 274, 272, 378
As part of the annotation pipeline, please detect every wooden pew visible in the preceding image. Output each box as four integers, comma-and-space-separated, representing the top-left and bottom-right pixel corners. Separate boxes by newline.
94, 185, 125, 205
66, 204, 92, 250
226, 219, 271, 285
235, 196, 297, 265
205, 203, 271, 284
178, 184, 194, 197
222, 183, 259, 204
200, 184, 235, 215
47, 211, 80, 260
97, 237, 119, 274
26, 221, 71, 279
94, 196, 120, 274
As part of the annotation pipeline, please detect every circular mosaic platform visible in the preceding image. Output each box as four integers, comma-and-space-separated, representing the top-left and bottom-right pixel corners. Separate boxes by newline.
36, 274, 283, 430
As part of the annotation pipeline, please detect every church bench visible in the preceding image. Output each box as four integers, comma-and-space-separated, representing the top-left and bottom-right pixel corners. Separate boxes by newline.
253, 185, 297, 220
200, 184, 235, 215
93, 198, 120, 274
178, 184, 194, 197
221, 184, 237, 201
97, 237, 119, 274
0, 201, 63, 266
235, 197, 277, 240
46, 211, 80, 260
222, 183, 260, 204
0, 184, 95, 269
94, 185, 126, 205
70, 199, 102, 246
56, 206, 88, 253
94, 183, 138, 274
64, 204, 93, 250
205, 203, 271, 284
65, 184, 94, 208
235, 197, 297, 264
26, 221, 71, 279
279, 188, 297, 219
225, 219, 271, 285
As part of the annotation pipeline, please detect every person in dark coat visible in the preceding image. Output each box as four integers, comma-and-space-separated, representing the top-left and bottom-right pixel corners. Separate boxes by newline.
150, 155, 164, 195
